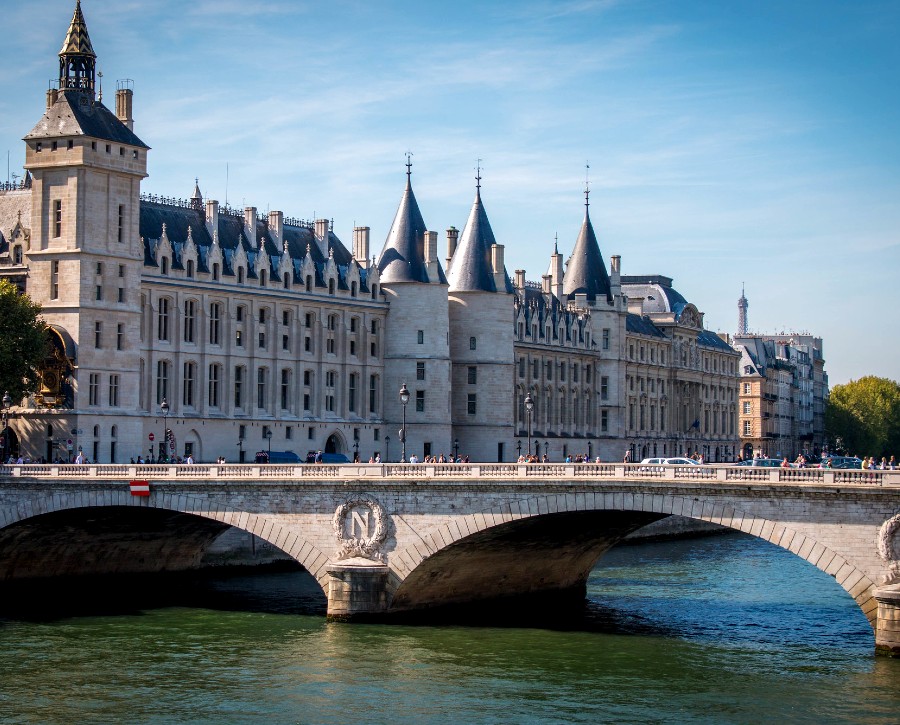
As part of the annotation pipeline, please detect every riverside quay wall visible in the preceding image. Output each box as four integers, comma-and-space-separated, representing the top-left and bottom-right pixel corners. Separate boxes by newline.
1, 463, 900, 654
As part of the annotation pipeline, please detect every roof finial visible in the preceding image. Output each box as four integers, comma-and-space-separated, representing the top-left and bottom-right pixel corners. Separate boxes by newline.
405, 151, 413, 182
554, 232, 559, 254
475, 158, 482, 193
97, 70, 102, 101
584, 160, 590, 209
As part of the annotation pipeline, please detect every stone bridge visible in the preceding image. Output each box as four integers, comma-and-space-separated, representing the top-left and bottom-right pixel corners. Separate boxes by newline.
2, 462, 900, 655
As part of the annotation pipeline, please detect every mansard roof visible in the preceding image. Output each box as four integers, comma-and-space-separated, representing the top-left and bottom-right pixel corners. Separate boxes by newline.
621, 274, 695, 325
376, 173, 445, 284
697, 329, 737, 353
516, 283, 593, 346
626, 313, 667, 338
139, 196, 371, 292
24, 90, 148, 148
59, 1, 95, 57
562, 206, 612, 303
447, 187, 497, 292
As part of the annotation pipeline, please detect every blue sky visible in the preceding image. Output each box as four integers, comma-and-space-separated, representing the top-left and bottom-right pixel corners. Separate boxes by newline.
2, 0, 898, 385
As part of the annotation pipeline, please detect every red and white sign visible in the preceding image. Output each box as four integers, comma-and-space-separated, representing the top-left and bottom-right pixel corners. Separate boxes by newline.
148, 433, 155, 441
129, 480, 150, 497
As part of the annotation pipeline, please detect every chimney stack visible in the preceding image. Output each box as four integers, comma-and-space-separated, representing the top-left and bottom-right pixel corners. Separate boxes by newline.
315, 218, 330, 257
491, 244, 506, 291
205, 199, 219, 240
353, 226, 370, 268
115, 80, 134, 130
515, 269, 526, 290
46, 88, 59, 110
244, 207, 257, 249
424, 230, 439, 282
268, 211, 283, 250
446, 226, 459, 269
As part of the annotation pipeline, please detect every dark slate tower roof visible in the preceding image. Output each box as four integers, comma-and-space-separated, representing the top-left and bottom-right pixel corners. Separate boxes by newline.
376, 159, 445, 284
447, 179, 498, 293
562, 188, 612, 303
25, 90, 149, 148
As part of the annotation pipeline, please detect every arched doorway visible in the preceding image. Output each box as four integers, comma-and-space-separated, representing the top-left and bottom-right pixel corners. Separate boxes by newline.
325, 433, 344, 455
743, 443, 753, 460
1, 426, 20, 462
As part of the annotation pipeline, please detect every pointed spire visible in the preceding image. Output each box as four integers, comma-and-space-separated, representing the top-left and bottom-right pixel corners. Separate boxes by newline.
562, 173, 612, 303
447, 168, 498, 293
58, 0, 97, 95
376, 158, 445, 284
190, 178, 203, 212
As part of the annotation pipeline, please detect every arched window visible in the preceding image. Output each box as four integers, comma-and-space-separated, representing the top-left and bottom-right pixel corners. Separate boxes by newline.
283, 273, 290, 290
13, 246, 23, 264
237, 267, 244, 284
160, 256, 169, 275
328, 278, 336, 295
351, 281, 357, 297
212, 263, 220, 281
260, 270, 267, 286
306, 274, 313, 290
186, 260, 194, 278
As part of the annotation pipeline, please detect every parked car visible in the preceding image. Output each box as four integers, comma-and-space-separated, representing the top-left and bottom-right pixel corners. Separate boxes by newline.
820, 456, 863, 469
735, 458, 783, 468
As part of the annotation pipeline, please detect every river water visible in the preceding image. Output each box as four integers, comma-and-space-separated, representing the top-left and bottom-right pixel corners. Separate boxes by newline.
1, 532, 899, 724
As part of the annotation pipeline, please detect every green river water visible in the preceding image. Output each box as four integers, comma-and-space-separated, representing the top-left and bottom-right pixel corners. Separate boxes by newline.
1, 532, 899, 724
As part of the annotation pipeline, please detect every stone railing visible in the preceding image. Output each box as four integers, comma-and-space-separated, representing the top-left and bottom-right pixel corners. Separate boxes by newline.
0, 463, 898, 487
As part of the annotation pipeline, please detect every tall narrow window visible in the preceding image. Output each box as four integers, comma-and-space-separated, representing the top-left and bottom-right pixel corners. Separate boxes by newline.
369, 375, 377, 414
183, 362, 195, 406
109, 375, 119, 407
117, 205, 125, 243
416, 390, 425, 412
257, 368, 267, 409
183, 300, 195, 343
209, 364, 221, 408
416, 361, 425, 380
209, 303, 220, 345
234, 366, 244, 408
51, 261, 59, 299
467, 393, 477, 415
156, 360, 169, 404
54, 200, 62, 237
468, 366, 477, 384
281, 369, 290, 410
602, 329, 610, 350
88, 373, 100, 406
158, 298, 170, 341
116, 323, 124, 351
348, 374, 357, 413
94, 321, 102, 348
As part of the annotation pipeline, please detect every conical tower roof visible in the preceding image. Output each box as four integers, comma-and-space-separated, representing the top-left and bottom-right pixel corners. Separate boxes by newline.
59, 1, 95, 58
447, 183, 498, 292
562, 195, 612, 303
376, 162, 445, 284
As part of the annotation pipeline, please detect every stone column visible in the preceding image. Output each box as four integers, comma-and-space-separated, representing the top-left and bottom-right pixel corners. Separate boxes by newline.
875, 585, 900, 656
326, 558, 390, 621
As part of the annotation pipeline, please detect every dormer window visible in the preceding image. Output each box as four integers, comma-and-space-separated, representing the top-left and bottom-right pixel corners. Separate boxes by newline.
186, 260, 194, 278
237, 267, 244, 284
160, 257, 169, 275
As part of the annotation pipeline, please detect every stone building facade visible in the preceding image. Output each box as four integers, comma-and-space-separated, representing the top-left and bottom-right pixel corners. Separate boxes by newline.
0, 1, 741, 464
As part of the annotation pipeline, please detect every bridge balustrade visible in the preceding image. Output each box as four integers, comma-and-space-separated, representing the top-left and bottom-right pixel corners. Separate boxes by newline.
0, 463, 897, 487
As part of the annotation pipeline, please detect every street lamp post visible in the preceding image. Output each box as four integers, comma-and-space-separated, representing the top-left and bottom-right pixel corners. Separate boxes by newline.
516, 440, 522, 459
160, 397, 169, 463
1, 391, 10, 463
588, 440, 592, 461
399, 382, 410, 463
524, 392, 534, 457
453, 438, 459, 460
385, 435, 390, 463
236, 435, 243, 463
265, 428, 272, 455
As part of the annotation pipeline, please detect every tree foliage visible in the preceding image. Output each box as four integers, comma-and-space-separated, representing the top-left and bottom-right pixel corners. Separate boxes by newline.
0, 279, 48, 402
825, 376, 900, 457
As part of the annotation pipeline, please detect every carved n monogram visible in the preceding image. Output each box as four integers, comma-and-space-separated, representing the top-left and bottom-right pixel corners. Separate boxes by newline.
332, 494, 390, 563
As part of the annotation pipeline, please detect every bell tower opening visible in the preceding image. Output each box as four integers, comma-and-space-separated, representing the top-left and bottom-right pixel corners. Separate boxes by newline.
58, 1, 97, 96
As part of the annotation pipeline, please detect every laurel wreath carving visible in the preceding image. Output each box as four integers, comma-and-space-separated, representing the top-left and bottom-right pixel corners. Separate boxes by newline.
332, 494, 389, 563
877, 513, 900, 585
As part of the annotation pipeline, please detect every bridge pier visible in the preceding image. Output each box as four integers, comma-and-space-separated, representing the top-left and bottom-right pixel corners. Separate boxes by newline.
325, 559, 391, 621
875, 585, 900, 657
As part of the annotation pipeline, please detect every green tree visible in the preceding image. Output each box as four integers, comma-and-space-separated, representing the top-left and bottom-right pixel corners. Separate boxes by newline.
825, 376, 900, 457
0, 279, 47, 402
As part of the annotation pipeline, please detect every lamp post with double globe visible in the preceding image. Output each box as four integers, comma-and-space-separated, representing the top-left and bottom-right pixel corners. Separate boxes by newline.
399, 383, 410, 463
524, 392, 534, 457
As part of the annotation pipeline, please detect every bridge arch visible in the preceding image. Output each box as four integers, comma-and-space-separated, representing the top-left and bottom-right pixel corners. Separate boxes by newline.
388, 490, 878, 626
0, 490, 332, 591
